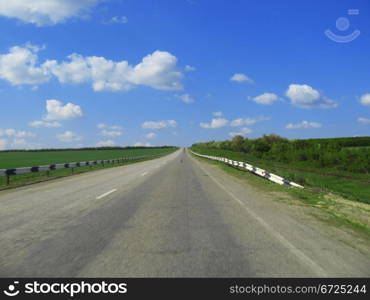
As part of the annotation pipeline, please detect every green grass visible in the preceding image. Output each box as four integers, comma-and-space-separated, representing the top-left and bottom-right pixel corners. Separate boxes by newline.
0, 148, 176, 169
190, 152, 370, 239
191, 147, 370, 204
0, 147, 177, 190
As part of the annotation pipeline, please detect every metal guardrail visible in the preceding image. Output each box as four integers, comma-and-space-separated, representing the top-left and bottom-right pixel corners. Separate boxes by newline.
191, 151, 304, 189
0, 154, 161, 184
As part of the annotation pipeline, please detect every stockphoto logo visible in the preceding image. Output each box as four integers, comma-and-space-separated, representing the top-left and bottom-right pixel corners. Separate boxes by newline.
3, 281, 20, 297
3, 281, 127, 297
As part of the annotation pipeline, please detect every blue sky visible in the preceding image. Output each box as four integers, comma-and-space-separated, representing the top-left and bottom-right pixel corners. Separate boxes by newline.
0, 0, 369, 149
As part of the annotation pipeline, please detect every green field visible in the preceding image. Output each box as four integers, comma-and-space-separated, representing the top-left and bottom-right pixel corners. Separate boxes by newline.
0, 147, 176, 169
191, 146, 370, 205
0, 147, 177, 189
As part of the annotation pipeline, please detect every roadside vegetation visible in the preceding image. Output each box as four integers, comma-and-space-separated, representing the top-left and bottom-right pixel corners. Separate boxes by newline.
0, 146, 177, 190
191, 135, 370, 204
190, 149, 370, 247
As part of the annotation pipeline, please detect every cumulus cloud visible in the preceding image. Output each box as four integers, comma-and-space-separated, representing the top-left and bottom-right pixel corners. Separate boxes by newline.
0, 0, 101, 26
200, 116, 269, 129
144, 132, 157, 139
0, 128, 35, 137
213, 111, 223, 117
229, 127, 252, 137
360, 94, 370, 106
96, 140, 115, 147
200, 118, 229, 129
286, 121, 322, 129
11, 138, 27, 147
134, 142, 152, 147
44, 99, 83, 121
106, 16, 128, 24
0, 44, 184, 92
230, 73, 253, 84
29, 120, 62, 128
184, 65, 196, 71
97, 123, 107, 129
100, 129, 123, 137
177, 93, 194, 103
0, 138, 7, 149
286, 84, 337, 109
251, 93, 280, 105
230, 116, 269, 127
142, 120, 177, 129
57, 131, 82, 142
357, 117, 370, 125
97, 123, 123, 130
0, 44, 50, 85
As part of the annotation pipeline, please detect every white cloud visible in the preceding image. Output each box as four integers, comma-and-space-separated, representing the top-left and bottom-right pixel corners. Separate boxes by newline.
285, 84, 337, 109
46, 50, 183, 91
134, 142, 153, 147
97, 123, 108, 129
96, 140, 115, 147
229, 127, 252, 137
286, 121, 322, 129
100, 129, 123, 137
142, 120, 177, 129
0, 0, 101, 26
230, 73, 253, 84
144, 132, 157, 139
200, 116, 269, 129
14, 130, 35, 137
0, 44, 50, 85
57, 131, 82, 142
200, 118, 229, 129
0, 138, 7, 149
44, 99, 83, 121
357, 117, 370, 125
0, 44, 184, 92
11, 138, 27, 147
230, 116, 269, 127
0, 128, 35, 137
97, 123, 122, 130
213, 111, 223, 117
360, 93, 370, 106
29, 120, 62, 128
184, 65, 196, 71
177, 93, 194, 103
251, 93, 280, 105
107, 16, 128, 24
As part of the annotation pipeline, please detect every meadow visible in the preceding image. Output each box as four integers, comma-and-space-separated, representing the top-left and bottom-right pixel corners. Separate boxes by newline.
0, 147, 176, 169
191, 135, 370, 204
0, 147, 177, 189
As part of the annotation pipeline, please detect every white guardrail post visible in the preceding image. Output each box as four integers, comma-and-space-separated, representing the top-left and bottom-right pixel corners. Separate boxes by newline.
190, 150, 304, 189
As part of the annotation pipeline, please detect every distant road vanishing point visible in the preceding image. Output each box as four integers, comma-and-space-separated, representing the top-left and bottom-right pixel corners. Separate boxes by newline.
0, 149, 369, 277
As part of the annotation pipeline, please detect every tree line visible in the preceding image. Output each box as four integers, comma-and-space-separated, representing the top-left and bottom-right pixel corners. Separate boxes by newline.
192, 135, 370, 174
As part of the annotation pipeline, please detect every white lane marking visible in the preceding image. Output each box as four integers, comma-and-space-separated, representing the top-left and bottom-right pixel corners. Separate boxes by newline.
141, 172, 149, 176
96, 189, 117, 200
194, 160, 328, 277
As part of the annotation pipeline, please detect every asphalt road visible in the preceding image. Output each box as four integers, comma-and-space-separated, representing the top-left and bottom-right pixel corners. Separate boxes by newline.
0, 149, 369, 277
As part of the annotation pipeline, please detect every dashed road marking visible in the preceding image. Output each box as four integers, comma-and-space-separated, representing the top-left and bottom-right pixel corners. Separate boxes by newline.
96, 189, 117, 200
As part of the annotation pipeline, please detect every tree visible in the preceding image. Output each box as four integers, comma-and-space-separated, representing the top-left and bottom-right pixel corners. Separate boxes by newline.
231, 135, 244, 152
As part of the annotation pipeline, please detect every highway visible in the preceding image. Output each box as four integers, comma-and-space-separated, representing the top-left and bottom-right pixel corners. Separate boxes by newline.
0, 149, 369, 277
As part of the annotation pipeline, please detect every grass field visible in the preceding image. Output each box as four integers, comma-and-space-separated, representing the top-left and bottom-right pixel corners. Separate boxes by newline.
0, 148, 176, 169
191, 153, 370, 243
191, 147, 370, 205
0, 147, 177, 190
